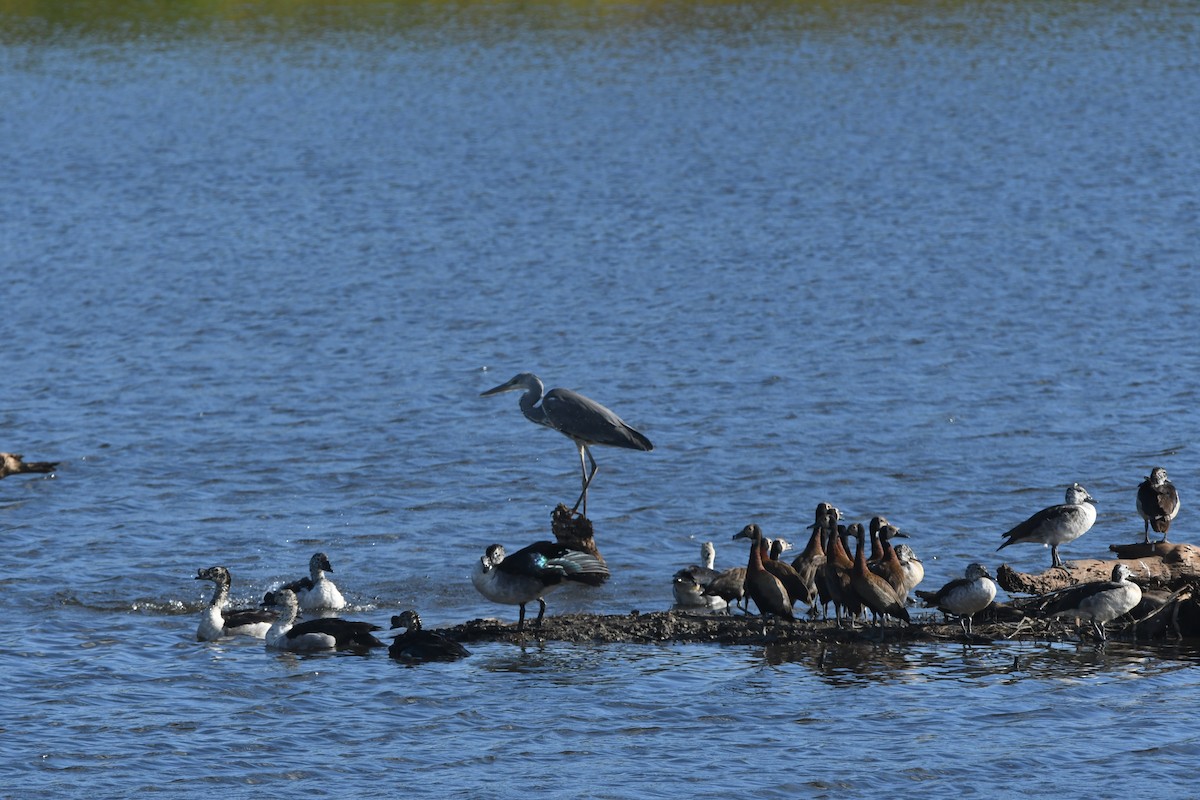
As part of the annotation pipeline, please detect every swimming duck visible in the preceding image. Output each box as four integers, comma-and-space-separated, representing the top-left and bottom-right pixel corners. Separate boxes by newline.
0, 452, 58, 479
388, 610, 471, 662
471, 541, 610, 632
264, 589, 384, 651
733, 524, 793, 621
194, 565, 278, 641
263, 552, 346, 611
1137, 467, 1180, 544
998, 483, 1097, 569
1038, 563, 1142, 642
917, 563, 996, 635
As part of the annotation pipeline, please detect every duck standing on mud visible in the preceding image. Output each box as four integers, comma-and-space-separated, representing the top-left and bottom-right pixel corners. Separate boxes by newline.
471, 540, 610, 632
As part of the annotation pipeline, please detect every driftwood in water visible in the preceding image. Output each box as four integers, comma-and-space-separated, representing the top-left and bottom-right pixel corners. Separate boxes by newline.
996, 543, 1200, 596
551, 503, 603, 564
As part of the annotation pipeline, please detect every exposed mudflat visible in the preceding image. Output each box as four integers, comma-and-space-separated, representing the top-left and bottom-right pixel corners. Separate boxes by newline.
445, 609, 1048, 647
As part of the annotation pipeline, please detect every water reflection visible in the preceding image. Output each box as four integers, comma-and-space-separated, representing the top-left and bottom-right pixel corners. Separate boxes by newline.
760, 638, 1200, 686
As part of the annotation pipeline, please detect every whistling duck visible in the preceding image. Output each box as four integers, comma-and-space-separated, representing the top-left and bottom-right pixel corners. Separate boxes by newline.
998, 483, 1097, 569
735, 524, 810, 609
471, 541, 609, 632
791, 503, 832, 616
866, 516, 891, 565
0, 452, 58, 479
850, 524, 910, 625
263, 552, 347, 611
1039, 563, 1142, 642
264, 589, 384, 651
870, 524, 908, 599
673, 541, 729, 611
823, 516, 861, 625
917, 563, 996, 635
194, 566, 277, 641
388, 610, 471, 662
1137, 467, 1180, 544
732, 524, 793, 621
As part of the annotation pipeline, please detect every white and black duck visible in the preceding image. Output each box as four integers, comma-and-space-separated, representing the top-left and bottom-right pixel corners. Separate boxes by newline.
1137, 466, 1180, 544
917, 563, 997, 635
471, 541, 610, 632
1037, 563, 1142, 642
998, 483, 1097, 569
263, 552, 346, 611
194, 565, 278, 641
264, 589, 384, 652
672, 541, 728, 611
893, 542, 925, 599
388, 610, 471, 662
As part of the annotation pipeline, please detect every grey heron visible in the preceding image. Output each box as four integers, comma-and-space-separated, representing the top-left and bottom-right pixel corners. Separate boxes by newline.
480, 372, 653, 516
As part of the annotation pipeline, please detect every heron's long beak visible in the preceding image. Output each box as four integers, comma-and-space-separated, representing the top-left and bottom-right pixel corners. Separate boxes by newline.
480, 379, 518, 397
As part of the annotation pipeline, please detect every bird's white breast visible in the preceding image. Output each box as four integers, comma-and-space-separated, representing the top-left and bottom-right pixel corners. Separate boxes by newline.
471, 562, 557, 605
300, 577, 346, 611
942, 578, 997, 616
196, 607, 226, 642
1078, 582, 1142, 624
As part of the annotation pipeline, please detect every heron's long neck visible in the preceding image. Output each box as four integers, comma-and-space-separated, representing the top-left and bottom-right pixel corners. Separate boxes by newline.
518, 384, 553, 428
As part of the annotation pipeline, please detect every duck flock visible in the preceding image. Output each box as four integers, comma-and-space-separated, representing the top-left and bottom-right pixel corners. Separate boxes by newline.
2, 372, 1184, 658
671, 491, 1150, 643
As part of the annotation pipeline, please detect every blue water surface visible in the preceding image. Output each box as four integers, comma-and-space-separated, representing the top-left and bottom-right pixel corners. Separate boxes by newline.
3, 1, 1199, 796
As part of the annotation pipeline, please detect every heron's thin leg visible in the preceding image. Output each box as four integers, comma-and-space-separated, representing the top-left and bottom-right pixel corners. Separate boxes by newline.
570, 443, 599, 515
